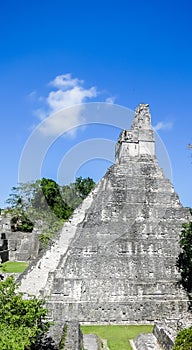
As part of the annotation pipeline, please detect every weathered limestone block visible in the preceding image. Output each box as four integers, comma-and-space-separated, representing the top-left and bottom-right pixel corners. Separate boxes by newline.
6, 231, 39, 261
60, 321, 83, 350
132, 333, 162, 350
0, 230, 39, 262
153, 323, 175, 350
83, 334, 102, 350
0, 213, 11, 231
0, 213, 40, 262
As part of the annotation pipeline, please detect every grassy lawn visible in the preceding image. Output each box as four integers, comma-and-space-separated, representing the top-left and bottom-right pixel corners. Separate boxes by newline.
81, 324, 154, 350
0, 261, 28, 273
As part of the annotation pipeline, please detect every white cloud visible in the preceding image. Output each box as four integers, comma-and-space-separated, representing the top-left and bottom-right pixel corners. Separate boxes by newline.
34, 73, 114, 137
49, 73, 83, 90
105, 96, 116, 104
47, 85, 97, 113
153, 121, 173, 131
34, 74, 98, 136
39, 106, 85, 137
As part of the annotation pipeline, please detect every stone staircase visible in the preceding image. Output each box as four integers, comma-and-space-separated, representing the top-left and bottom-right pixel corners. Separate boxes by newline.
18, 181, 103, 297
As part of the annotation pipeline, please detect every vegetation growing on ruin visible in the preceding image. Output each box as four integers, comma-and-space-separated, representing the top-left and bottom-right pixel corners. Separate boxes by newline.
0, 276, 51, 350
10, 213, 34, 232
59, 323, 68, 349
5, 176, 95, 247
33, 177, 73, 220
81, 325, 154, 350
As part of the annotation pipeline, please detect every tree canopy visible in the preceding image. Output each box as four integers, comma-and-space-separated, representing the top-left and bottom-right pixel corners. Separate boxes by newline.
173, 212, 192, 349
0, 276, 51, 350
32, 178, 73, 220
177, 220, 192, 294
4, 176, 95, 247
173, 326, 192, 350
61, 176, 95, 210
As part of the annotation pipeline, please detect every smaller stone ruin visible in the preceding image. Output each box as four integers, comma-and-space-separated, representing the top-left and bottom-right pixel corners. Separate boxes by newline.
0, 212, 40, 262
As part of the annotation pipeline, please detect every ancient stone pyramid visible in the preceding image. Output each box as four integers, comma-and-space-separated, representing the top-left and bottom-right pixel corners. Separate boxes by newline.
19, 103, 191, 328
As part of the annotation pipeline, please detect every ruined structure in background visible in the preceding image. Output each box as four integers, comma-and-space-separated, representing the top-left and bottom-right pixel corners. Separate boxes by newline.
0, 214, 40, 262
19, 104, 191, 338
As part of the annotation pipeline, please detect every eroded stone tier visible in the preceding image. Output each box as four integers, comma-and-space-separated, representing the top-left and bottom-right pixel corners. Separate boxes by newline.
19, 104, 191, 330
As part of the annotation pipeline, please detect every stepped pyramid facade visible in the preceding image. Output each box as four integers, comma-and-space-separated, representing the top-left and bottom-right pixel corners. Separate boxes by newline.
19, 104, 191, 328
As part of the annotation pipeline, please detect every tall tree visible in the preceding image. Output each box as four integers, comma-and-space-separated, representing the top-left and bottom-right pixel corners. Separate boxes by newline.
61, 177, 95, 210
177, 220, 192, 294
4, 177, 95, 246
75, 176, 95, 199
33, 178, 73, 220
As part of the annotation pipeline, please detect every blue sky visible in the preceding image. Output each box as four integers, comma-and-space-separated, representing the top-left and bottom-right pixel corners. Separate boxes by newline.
0, 0, 192, 208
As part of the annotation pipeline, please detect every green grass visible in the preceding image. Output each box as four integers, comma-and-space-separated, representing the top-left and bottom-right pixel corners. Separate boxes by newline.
0, 261, 28, 273
81, 324, 154, 350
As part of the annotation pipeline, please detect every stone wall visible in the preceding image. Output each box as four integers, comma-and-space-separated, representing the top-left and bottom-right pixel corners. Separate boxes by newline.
6, 231, 39, 261
6, 231, 39, 262
133, 333, 160, 350
61, 321, 83, 350
0, 232, 8, 262
0, 213, 40, 262
153, 323, 175, 350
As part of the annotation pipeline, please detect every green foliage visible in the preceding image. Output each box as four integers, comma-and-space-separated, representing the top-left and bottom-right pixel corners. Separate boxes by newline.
32, 210, 65, 249
60, 184, 79, 210
173, 326, 192, 350
5, 176, 95, 246
0, 323, 35, 350
61, 177, 95, 210
6, 182, 41, 210
0, 261, 28, 273
0, 276, 50, 350
170, 212, 192, 349
33, 178, 73, 220
10, 212, 34, 232
59, 323, 68, 349
5, 179, 68, 242
75, 176, 95, 199
177, 221, 192, 293
38, 233, 52, 249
